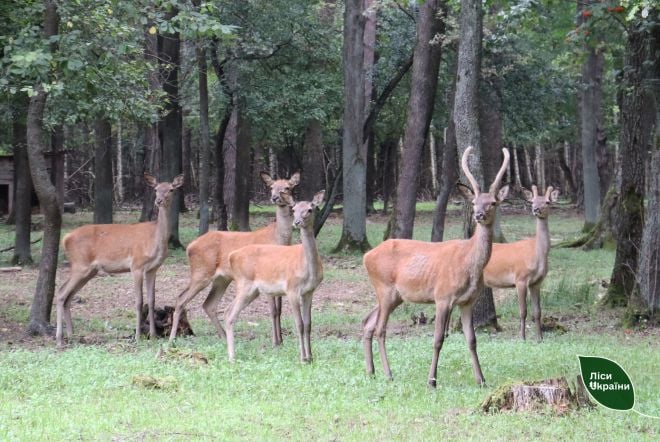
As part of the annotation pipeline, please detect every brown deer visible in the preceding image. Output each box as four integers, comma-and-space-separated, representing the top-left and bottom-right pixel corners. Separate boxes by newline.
55, 174, 184, 348
225, 191, 325, 362
168, 172, 300, 344
362, 147, 509, 387
483, 185, 559, 341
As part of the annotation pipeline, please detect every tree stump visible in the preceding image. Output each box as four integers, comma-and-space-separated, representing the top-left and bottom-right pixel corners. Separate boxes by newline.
140, 305, 194, 338
481, 376, 593, 414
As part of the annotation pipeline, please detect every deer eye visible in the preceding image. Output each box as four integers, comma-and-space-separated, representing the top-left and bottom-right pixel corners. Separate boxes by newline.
307, 209, 312, 213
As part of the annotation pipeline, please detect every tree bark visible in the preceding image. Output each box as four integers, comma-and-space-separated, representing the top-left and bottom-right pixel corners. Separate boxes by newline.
363, 0, 377, 213
196, 40, 211, 235
140, 20, 161, 222
335, 0, 370, 252
300, 120, 326, 200
578, 0, 604, 230
604, 17, 654, 308
638, 150, 660, 319
114, 120, 124, 205
390, 0, 445, 239
11, 99, 33, 266
453, 0, 498, 329
159, 8, 183, 248
233, 104, 251, 231
94, 118, 113, 224
431, 122, 458, 242
25, 1, 61, 335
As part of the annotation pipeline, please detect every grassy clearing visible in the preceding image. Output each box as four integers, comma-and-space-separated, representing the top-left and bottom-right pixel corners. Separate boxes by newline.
0, 201, 658, 440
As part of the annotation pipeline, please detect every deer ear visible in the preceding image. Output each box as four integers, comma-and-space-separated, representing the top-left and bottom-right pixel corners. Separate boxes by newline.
497, 184, 510, 202
456, 183, 474, 200
288, 172, 301, 187
522, 188, 534, 202
550, 189, 560, 202
311, 190, 325, 208
144, 173, 158, 188
260, 172, 274, 187
171, 174, 184, 189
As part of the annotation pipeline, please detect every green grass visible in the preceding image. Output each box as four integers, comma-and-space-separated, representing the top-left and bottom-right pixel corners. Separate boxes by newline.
1, 333, 657, 440
0, 201, 658, 440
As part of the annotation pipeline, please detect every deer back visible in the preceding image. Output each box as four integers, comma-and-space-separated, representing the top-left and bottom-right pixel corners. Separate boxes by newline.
63, 221, 159, 272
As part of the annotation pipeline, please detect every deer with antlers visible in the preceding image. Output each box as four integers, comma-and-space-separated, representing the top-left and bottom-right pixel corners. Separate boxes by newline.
168, 172, 300, 344
362, 147, 509, 387
55, 174, 183, 348
225, 191, 325, 362
483, 185, 559, 341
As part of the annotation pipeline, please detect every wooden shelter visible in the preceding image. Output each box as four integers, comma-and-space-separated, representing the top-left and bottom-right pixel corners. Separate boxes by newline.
0, 151, 66, 216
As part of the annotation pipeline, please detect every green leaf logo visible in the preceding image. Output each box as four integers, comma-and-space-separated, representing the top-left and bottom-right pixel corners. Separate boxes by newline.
578, 355, 635, 411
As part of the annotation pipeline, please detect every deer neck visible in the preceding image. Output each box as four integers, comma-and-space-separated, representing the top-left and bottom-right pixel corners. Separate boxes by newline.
153, 204, 171, 255
535, 216, 550, 269
300, 222, 322, 283
468, 222, 494, 274
275, 204, 293, 245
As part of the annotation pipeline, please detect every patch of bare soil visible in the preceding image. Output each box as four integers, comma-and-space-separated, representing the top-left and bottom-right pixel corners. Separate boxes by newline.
0, 257, 378, 349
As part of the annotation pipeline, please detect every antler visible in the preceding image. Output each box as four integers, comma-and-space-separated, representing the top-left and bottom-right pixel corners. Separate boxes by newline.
461, 146, 481, 195
488, 148, 510, 194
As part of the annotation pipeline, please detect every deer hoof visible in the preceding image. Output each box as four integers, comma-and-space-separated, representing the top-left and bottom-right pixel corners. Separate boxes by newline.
428, 378, 437, 388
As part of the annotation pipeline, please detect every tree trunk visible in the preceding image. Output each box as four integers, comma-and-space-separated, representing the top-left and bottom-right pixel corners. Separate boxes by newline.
579, 16, 604, 230
431, 122, 458, 242
480, 81, 505, 243
453, 0, 497, 329
558, 141, 578, 203
94, 118, 113, 224
197, 42, 211, 235
11, 100, 33, 266
390, 0, 445, 239
24, 1, 61, 336
431, 59, 459, 243
638, 150, 660, 320
140, 20, 161, 222
363, 0, 377, 213
301, 120, 326, 200
114, 120, 124, 205
335, 0, 370, 252
512, 144, 522, 189
233, 105, 251, 231
380, 137, 398, 215
159, 8, 183, 248
523, 147, 534, 188
604, 17, 654, 308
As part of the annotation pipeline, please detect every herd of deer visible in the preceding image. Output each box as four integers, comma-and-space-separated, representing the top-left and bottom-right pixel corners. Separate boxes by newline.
54, 146, 559, 387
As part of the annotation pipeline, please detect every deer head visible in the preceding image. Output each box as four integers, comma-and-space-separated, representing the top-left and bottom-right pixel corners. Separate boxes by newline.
260, 171, 301, 206
456, 146, 510, 226
523, 185, 560, 219
144, 173, 184, 208
280, 190, 325, 229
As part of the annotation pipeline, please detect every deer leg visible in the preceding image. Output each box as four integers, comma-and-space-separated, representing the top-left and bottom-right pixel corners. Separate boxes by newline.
375, 297, 401, 380
515, 281, 528, 340
427, 303, 451, 388
530, 283, 543, 342
301, 292, 313, 362
55, 267, 96, 348
169, 276, 212, 343
362, 306, 379, 376
145, 268, 158, 339
202, 277, 231, 340
460, 304, 485, 386
269, 296, 284, 346
287, 294, 307, 363
224, 282, 259, 362
131, 269, 145, 342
